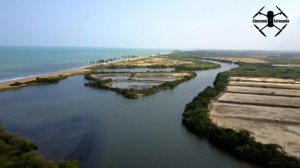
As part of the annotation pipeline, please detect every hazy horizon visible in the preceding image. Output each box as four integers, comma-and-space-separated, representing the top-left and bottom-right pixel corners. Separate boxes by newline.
1, 46, 300, 53
1, 0, 300, 50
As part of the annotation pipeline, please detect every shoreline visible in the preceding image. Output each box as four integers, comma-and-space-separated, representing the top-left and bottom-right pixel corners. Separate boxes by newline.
0, 51, 172, 83
0, 65, 92, 91
0, 56, 149, 91
0, 65, 91, 83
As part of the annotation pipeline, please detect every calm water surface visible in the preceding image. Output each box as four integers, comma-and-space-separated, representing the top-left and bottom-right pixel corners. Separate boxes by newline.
0, 47, 169, 81
0, 62, 256, 168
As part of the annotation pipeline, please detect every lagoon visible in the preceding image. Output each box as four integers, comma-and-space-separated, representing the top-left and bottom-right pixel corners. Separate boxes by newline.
0, 61, 255, 168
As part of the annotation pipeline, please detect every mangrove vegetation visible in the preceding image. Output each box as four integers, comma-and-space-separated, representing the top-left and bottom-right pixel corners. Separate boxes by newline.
10, 76, 68, 87
0, 127, 78, 168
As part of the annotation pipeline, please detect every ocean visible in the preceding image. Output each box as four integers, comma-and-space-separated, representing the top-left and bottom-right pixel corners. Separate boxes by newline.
0, 47, 170, 81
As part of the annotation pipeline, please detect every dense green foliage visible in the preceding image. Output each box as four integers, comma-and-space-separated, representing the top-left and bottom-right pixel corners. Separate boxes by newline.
9, 82, 23, 87
173, 63, 220, 71
10, 76, 68, 87
265, 56, 300, 65
26, 76, 67, 84
182, 64, 300, 168
0, 127, 78, 168
84, 74, 112, 86
84, 72, 197, 99
170, 50, 300, 65
227, 63, 300, 79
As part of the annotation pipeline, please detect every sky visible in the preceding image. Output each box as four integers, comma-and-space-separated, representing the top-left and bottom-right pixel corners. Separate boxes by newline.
0, 0, 300, 50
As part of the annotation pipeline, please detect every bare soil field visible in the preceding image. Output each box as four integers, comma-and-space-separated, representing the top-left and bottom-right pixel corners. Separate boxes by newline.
274, 64, 300, 67
227, 86, 300, 97
211, 57, 267, 63
230, 77, 300, 84
210, 115, 300, 157
218, 92, 300, 107
111, 56, 193, 67
229, 81, 300, 90
210, 77, 300, 157
210, 101, 300, 124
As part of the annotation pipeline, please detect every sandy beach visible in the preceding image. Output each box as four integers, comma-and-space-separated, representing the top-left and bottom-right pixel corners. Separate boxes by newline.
0, 51, 176, 92
0, 65, 92, 91
0, 56, 148, 91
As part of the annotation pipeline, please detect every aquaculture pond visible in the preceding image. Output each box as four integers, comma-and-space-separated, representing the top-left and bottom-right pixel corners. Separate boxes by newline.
93, 72, 184, 89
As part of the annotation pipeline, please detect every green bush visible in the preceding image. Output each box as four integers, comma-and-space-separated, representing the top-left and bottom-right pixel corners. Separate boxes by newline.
10, 82, 22, 86
0, 127, 78, 168
9, 76, 67, 87
227, 63, 300, 79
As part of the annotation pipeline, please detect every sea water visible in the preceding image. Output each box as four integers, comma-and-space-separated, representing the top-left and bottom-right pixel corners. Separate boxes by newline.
0, 47, 170, 81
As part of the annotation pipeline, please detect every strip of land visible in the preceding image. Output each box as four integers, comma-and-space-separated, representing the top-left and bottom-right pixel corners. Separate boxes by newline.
0, 66, 92, 91
0, 57, 145, 91
207, 57, 267, 63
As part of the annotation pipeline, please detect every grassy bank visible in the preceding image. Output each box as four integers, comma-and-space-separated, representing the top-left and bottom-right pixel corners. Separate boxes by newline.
84, 72, 197, 99
9, 75, 68, 87
182, 64, 300, 168
10, 76, 68, 86
0, 127, 78, 168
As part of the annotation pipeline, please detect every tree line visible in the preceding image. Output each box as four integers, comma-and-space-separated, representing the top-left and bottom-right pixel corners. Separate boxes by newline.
0, 127, 78, 168
87, 55, 139, 65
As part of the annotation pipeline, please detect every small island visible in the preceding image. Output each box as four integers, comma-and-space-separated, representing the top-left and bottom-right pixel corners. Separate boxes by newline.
84, 71, 196, 99
84, 55, 220, 99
